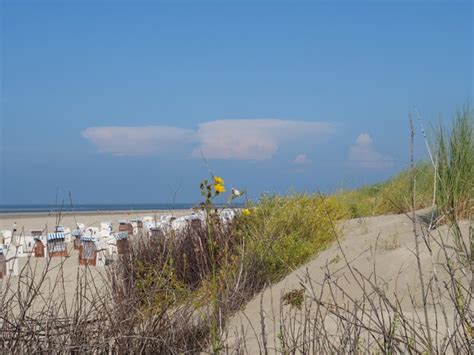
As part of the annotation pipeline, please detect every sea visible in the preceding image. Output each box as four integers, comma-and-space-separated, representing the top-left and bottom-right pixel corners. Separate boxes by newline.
0, 203, 244, 214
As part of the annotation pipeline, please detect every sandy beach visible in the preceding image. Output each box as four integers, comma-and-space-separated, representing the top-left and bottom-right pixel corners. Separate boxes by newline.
0, 209, 193, 314
0, 209, 193, 235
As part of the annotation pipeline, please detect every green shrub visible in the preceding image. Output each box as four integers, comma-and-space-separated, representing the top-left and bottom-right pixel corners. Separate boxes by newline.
238, 194, 344, 281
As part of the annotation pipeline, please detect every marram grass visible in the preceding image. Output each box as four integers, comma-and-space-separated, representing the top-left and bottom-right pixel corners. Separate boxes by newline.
432, 107, 474, 220
335, 107, 473, 221
334, 162, 434, 218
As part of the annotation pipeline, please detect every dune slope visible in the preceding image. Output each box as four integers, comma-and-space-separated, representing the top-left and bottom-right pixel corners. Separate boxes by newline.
224, 211, 470, 353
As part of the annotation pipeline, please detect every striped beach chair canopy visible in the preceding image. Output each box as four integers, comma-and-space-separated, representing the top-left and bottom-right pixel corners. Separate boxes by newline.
47, 232, 65, 241
115, 231, 128, 241
80, 235, 97, 242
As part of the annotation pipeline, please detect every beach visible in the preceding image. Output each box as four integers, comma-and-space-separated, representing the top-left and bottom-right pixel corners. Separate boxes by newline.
0, 209, 193, 234
0, 208, 194, 315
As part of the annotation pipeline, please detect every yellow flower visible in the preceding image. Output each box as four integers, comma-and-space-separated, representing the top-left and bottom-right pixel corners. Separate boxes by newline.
213, 176, 224, 185
242, 208, 251, 216
214, 183, 225, 193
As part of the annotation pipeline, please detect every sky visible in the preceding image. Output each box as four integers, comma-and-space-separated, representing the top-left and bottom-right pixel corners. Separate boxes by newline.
1, 0, 472, 204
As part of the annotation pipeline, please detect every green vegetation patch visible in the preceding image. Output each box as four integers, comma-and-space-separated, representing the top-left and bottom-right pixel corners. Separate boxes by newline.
335, 162, 433, 218
238, 194, 345, 282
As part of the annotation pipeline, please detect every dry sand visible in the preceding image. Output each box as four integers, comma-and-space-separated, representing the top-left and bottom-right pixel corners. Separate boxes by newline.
0, 209, 192, 234
0, 209, 192, 313
3, 243, 106, 314
224, 212, 470, 352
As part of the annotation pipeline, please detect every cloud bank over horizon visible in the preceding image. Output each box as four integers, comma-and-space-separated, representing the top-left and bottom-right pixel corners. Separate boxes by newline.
82, 126, 196, 156
82, 119, 336, 160
348, 133, 394, 169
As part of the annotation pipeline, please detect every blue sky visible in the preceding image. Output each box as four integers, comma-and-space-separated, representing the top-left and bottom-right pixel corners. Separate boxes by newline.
1, 0, 472, 204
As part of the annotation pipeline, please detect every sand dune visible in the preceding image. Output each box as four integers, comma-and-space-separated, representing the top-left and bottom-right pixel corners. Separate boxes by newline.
224, 212, 470, 352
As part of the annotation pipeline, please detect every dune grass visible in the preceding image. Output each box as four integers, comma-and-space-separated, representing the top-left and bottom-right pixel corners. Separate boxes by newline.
432, 107, 473, 221
334, 161, 434, 218
335, 107, 473, 221
237, 194, 344, 281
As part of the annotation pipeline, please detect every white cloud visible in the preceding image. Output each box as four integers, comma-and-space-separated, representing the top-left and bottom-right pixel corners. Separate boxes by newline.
83, 119, 335, 160
193, 119, 334, 160
355, 133, 372, 146
82, 126, 195, 156
349, 133, 393, 169
293, 154, 312, 165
